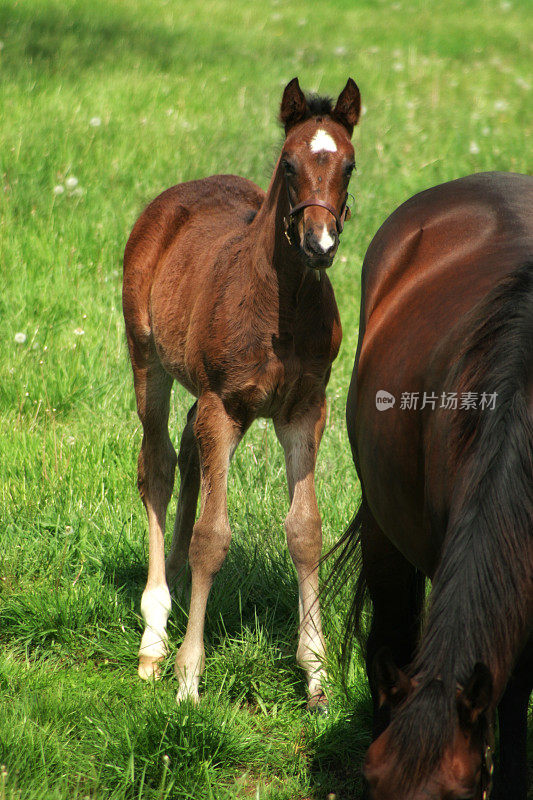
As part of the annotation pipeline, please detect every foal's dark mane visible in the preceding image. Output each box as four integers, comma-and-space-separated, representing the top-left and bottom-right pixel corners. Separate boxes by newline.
278, 92, 334, 128
388, 261, 533, 789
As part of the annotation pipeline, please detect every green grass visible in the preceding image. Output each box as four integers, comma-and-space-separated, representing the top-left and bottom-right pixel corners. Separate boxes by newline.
0, 0, 531, 797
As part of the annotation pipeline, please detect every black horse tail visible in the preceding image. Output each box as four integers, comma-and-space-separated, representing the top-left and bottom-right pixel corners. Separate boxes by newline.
413, 260, 533, 684
324, 502, 368, 675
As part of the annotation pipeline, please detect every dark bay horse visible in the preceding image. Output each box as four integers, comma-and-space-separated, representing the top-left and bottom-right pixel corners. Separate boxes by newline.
122, 78, 361, 706
334, 172, 532, 798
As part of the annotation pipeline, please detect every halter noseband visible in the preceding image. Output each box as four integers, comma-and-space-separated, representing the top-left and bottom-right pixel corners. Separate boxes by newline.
286, 196, 350, 235
283, 189, 353, 246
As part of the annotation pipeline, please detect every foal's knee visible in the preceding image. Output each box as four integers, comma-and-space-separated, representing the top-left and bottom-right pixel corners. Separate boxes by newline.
188, 518, 231, 577
137, 436, 177, 506
285, 509, 322, 568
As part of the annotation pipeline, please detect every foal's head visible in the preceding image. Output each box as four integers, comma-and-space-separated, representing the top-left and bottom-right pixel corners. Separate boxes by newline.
364, 650, 495, 800
279, 77, 360, 269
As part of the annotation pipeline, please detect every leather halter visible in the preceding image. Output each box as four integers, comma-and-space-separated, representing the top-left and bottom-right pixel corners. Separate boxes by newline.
480, 743, 494, 800
286, 196, 350, 234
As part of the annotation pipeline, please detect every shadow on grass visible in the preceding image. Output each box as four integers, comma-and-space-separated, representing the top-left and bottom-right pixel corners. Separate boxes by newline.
101, 528, 301, 642
308, 695, 373, 800
0, 2, 241, 81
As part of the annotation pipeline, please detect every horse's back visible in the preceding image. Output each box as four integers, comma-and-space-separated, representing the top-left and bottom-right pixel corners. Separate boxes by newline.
361, 172, 533, 323
122, 174, 264, 342
349, 172, 533, 572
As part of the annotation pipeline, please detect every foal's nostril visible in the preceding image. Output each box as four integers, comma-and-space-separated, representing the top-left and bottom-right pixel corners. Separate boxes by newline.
305, 227, 338, 256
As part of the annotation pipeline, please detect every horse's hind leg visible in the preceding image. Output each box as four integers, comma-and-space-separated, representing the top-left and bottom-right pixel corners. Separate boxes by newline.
127, 331, 177, 680
174, 392, 243, 703
361, 506, 425, 736
274, 395, 328, 711
165, 401, 201, 588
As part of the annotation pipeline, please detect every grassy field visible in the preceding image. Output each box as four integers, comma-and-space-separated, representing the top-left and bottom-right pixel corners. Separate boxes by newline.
0, 0, 531, 797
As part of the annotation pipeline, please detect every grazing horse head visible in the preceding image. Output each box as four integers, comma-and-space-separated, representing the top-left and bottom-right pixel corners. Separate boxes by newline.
363, 651, 495, 799
278, 77, 360, 269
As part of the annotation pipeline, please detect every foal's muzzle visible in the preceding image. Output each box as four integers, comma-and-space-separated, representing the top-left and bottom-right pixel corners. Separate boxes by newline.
284, 195, 351, 267
303, 226, 339, 267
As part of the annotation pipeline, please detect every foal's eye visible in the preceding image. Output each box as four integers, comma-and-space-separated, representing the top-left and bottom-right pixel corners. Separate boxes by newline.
344, 162, 355, 179
282, 158, 296, 177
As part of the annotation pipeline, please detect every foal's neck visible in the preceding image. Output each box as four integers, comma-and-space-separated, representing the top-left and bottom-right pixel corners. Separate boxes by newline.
253, 157, 311, 292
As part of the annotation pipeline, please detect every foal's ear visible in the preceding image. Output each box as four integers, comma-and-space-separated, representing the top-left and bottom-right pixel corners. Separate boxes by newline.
457, 663, 493, 728
332, 78, 361, 136
280, 77, 308, 134
374, 647, 412, 708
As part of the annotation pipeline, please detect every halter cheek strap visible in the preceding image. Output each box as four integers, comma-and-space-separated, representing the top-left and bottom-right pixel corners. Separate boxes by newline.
481, 744, 494, 800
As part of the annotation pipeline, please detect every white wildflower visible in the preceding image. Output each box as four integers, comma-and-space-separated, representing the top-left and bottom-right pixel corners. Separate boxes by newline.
53, 184, 64, 195
89, 117, 102, 127
14, 332, 27, 344
469, 141, 480, 154
74, 327, 85, 336
65, 176, 79, 190
494, 99, 508, 112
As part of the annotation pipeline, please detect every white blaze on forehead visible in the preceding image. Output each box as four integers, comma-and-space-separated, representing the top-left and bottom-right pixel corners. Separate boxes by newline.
310, 129, 337, 153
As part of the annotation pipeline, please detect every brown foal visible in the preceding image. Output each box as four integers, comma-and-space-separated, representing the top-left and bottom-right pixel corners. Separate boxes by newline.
122, 77, 361, 705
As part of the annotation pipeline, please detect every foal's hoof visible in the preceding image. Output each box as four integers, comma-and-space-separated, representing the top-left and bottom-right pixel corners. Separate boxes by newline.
176, 685, 200, 705
307, 692, 329, 715
138, 655, 163, 681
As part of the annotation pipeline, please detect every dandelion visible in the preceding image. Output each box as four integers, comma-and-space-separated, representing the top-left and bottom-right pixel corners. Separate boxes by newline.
53, 184, 65, 195
89, 116, 102, 127
515, 77, 530, 90
66, 175, 79, 190
469, 141, 480, 155
74, 327, 85, 336
14, 332, 27, 344
494, 99, 508, 112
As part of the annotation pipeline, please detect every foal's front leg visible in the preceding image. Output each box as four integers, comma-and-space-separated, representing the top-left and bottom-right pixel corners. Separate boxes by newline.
275, 396, 328, 710
174, 392, 242, 703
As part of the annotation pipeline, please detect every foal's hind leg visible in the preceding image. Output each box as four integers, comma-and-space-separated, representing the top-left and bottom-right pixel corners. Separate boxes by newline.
274, 396, 328, 710
127, 333, 176, 680
361, 506, 425, 736
165, 402, 201, 588
174, 392, 242, 703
